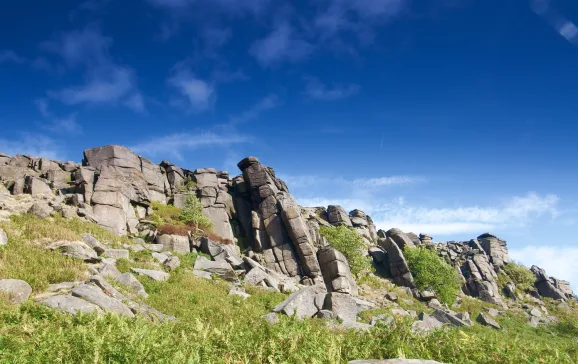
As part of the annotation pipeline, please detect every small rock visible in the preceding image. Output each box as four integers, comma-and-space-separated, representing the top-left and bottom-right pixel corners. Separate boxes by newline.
385, 292, 398, 302
486, 308, 501, 317
528, 316, 541, 327
529, 307, 542, 318
152, 252, 169, 263
128, 244, 146, 252
420, 290, 436, 301
49, 241, 99, 262
0, 279, 32, 304
163, 255, 181, 271
229, 287, 250, 299
455, 312, 473, 325
142, 244, 164, 252
193, 256, 237, 282
81, 234, 106, 255
103, 249, 130, 260
71, 284, 134, 318
432, 308, 472, 327
477, 313, 501, 330
412, 312, 444, 335
316, 309, 336, 320
27, 201, 52, 219
370, 314, 394, 327
428, 299, 443, 309
391, 308, 411, 317
131, 268, 170, 282
262, 312, 279, 324
0, 229, 8, 246
115, 273, 148, 298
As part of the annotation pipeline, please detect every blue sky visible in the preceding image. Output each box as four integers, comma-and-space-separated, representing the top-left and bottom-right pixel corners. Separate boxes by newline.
1, 0, 578, 287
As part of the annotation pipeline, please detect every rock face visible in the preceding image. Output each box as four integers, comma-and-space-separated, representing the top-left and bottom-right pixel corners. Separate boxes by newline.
377, 237, 415, 288
317, 246, 358, 295
531, 265, 568, 300
477, 233, 509, 268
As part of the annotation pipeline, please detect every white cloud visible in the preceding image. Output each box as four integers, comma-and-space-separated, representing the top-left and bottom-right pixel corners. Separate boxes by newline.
280, 174, 419, 189
511, 246, 578, 291
372, 193, 559, 235
0, 50, 26, 64
168, 69, 215, 112
250, 22, 314, 66
229, 94, 280, 124
0, 134, 66, 161
131, 131, 250, 160
43, 25, 144, 111
304, 78, 360, 100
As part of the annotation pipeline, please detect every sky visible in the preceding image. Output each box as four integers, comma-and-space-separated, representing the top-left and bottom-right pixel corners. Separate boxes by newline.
1, 0, 578, 288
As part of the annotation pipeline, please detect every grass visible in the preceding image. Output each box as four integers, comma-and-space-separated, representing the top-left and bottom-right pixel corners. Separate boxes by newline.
1, 216, 578, 363
319, 225, 372, 277
501, 261, 536, 292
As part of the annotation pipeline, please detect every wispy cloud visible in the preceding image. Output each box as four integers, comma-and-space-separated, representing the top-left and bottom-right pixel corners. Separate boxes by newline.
0, 133, 66, 160
511, 246, 578, 290
34, 99, 82, 135
229, 94, 280, 124
168, 67, 215, 112
250, 22, 314, 66
42, 25, 144, 111
280, 174, 421, 189
304, 77, 360, 100
131, 131, 250, 160
371, 192, 560, 235
0, 50, 26, 64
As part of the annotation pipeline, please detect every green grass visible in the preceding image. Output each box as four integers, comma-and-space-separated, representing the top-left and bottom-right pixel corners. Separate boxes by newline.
404, 247, 461, 305
501, 261, 536, 292
149, 201, 182, 227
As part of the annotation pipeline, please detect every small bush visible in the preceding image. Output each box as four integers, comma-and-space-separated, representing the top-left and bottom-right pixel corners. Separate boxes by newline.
404, 246, 461, 304
319, 225, 371, 276
149, 202, 182, 227
178, 193, 213, 229
502, 261, 536, 292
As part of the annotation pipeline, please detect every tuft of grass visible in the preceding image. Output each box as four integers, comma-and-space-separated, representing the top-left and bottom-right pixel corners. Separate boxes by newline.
319, 225, 372, 277
502, 261, 536, 292
404, 247, 461, 305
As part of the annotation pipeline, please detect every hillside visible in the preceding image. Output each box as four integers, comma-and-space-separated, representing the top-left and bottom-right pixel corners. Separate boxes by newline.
0, 145, 576, 363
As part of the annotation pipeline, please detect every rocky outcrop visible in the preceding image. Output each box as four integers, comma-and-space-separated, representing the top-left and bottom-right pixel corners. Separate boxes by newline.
377, 237, 415, 288
531, 265, 568, 300
317, 246, 358, 295
477, 233, 509, 268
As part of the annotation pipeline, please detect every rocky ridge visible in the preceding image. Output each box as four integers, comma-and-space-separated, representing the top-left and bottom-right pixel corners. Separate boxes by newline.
0, 145, 575, 331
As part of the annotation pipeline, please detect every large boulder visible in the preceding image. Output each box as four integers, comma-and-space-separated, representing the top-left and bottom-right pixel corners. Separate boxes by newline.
40, 295, 104, 315
156, 233, 191, 254
317, 246, 358, 295
327, 205, 352, 227
377, 237, 415, 288
0, 279, 32, 304
323, 292, 374, 322
477, 233, 509, 268
385, 228, 415, 250
71, 284, 134, 317
193, 256, 237, 282
23, 176, 52, 196
48, 241, 99, 262
272, 285, 327, 319
531, 265, 566, 300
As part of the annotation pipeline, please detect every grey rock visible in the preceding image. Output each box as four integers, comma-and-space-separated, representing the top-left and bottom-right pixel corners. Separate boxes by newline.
477, 233, 509, 268
40, 295, 103, 316
115, 273, 148, 298
103, 249, 130, 260
192, 269, 213, 280
377, 237, 415, 288
412, 313, 444, 335
0, 228, 7, 246
71, 284, 134, 317
324, 292, 375, 322
338, 321, 372, 331
143, 243, 164, 252
370, 314, 394, 327
273, 285, 327, 319
156, 234, 190, 254
245, 267, 269, 286
432, 308, 473, 327
455, 312, 474, 325
131, 268, 170, 282
81, 234, 106, 255
368, 246, 387, 263
24, 176, 52, 196
49, 241, 99, 262
152, 252, 169, 263
99, 262, 122, 279
317, 246, 358, 295
477, 313, 501, 330
27, 201, 52, 219
262, 312, 279, 324
531, 265, 567, 300
0, 279, 32, 304
163, 255, 181, 271
327, 205, 353, 227
529, 307, 542, 318
386, 292, 398, 302
316, 309, 336, 320
385, 228, 415, 250
193, 256, 237, 282
200, 237, 243, 268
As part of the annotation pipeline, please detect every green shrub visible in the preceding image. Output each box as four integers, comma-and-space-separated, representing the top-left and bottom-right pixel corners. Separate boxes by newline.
319, 225, 371, 276
178, 193, 213, 229
404, 247, 461, 304
502, 261, 536, 292
149, 201, 182, 227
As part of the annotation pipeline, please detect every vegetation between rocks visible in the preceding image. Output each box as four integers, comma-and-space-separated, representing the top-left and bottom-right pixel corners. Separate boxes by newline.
319, 225, 372, 276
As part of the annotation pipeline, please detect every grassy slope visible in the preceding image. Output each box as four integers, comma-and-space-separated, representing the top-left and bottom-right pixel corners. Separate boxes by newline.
0, 215, 577, 363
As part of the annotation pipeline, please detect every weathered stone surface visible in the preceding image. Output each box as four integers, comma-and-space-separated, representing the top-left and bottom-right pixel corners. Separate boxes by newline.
164, 255, 181, 271
477, 233, 508, 268
273, 285, 327, 319
24, 176, 52, 196
412, 312, 444, 334
48, 241, 99, 262
40, 295, 103, 316
370, 314, 394, 327
531, 265, 567, 300
323, 292, 374, 322
0, 228, 8, 246
131, 268, 170, 282
245, 267, 270, 286
229, 287, 250, 299
71, 284, 134, 317
317, 246, 358, 295
192, 269, 213, 280
0, 279, 32, 304
27, 201, 52, 219
432, 308, 473, 327
99, 262, 122, 279
193, 256, 237, 282
262, 312, 279, 324
385, 228, 415, 250
81, 233, 106, 254
103, 249, 130, 260
327, 205, 352, 227
378, 237, 415, 288
477, 313, 501, 330
203, 206, 234, 241
200, 237, 243, 267
156, 234, 190, 254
